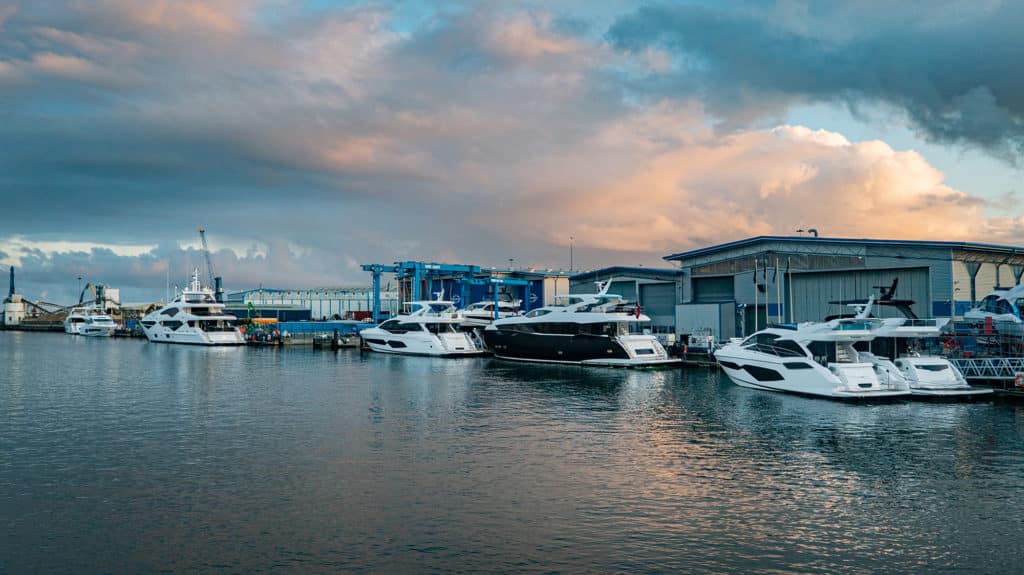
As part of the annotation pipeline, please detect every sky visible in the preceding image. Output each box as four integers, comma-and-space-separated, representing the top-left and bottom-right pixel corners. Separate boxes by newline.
2, 0, 1024, 303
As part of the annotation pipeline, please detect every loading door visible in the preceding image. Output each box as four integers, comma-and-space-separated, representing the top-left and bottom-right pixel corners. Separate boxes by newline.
789, 267, 930, 322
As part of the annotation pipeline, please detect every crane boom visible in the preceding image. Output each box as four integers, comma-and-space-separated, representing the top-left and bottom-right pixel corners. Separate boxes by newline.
198, 226, 215, 287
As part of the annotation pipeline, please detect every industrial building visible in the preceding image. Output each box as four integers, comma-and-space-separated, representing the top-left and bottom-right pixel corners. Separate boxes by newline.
569, 267, 682, 334
664, 236, 1024, 340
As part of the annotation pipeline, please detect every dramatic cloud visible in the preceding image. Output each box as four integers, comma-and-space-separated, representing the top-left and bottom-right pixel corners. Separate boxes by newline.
1, 1, 1023, 303
608, 1, 1024, 158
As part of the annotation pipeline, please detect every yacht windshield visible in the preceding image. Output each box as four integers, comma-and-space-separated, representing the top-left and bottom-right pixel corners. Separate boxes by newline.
425, 323, 458, 334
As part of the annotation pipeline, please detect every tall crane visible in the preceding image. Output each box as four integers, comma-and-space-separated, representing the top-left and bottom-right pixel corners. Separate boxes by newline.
197, 226, 225, 302
198, 227, 215, 288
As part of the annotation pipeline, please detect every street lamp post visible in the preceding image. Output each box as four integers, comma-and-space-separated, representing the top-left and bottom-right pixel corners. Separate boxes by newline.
77, 275, 82, 303
569, 235, 574, 272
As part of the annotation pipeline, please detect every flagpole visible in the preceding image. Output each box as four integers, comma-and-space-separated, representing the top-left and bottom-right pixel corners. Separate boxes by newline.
787, 257, 794, 323
753, 257, 758, 335
776, 257, 782, 323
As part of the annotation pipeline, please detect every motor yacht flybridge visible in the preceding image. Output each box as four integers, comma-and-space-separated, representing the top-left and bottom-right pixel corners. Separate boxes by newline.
482, 281, 679, 367
840, 297, 991, 398
359, 295, 485, 357
140, 268, 244, 346
714, 316, 911, 399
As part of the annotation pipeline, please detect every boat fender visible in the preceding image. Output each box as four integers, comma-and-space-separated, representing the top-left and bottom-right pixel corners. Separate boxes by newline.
1015, 373, 1024, 388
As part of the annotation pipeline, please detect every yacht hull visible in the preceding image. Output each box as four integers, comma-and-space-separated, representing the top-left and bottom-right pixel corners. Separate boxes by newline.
910, 387, 994, 398
484, 330, 678, 367
716, 349, 911, 400
79, 326, 116, 337
360, 330, 484, 357
143, 328, 245, 346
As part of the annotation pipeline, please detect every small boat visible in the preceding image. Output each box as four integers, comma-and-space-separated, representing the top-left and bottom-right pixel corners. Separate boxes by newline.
482, 281, 679, 367
359, 296, 485, 357
140, 268, 244, 346
964, 284, 1024, 324
79, 313, 118, 337
714, 317, 911, 400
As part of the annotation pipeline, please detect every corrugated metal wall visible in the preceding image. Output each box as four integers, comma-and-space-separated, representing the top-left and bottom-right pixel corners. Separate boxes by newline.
676, 302, 734, 340
609, 280, 637, 301
790, 267, 929, 321
640, 283, 675, 327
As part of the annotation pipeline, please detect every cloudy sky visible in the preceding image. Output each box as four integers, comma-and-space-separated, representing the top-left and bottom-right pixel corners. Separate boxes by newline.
2, 0, 1023, 303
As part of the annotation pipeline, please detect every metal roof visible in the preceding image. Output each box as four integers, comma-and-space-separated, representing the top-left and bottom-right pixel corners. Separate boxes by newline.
569, 266, 683, 283
663, 235, 1024, 262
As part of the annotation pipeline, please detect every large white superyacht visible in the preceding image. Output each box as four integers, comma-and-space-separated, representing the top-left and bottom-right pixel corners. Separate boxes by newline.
140, 268, 244, 346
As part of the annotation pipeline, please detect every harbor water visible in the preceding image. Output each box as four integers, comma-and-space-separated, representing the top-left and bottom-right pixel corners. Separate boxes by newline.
3, 331, 1024, 573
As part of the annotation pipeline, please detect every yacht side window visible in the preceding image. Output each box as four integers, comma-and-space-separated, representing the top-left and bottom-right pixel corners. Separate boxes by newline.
981, 295, 1000, 313
161, 307, 179, 316
379, 320, 401, 333
396, 323, 424, 333
742, 333, 779, 348
996, 299, 1014, 316
525, 309, 551, 318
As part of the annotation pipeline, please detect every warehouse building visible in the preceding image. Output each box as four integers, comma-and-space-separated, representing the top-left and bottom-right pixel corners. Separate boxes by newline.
664, 236, 1024, 340
569, 267, 682, 335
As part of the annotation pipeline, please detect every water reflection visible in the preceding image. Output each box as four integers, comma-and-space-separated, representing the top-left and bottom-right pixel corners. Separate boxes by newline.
2, 335, 1024, 573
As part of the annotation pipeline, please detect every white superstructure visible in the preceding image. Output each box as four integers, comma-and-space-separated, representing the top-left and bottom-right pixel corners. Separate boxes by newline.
458, 298, 521, 327
965, 285, 1024, 324
359, 297, 484, 357
140, 268, 244, 346
64, 307, 89, 334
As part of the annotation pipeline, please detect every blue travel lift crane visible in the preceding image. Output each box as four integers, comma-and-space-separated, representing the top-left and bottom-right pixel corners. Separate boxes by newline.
360, 262, 534, 324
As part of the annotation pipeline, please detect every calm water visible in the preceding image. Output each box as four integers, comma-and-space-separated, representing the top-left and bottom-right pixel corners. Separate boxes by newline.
3, 332, 1024, 574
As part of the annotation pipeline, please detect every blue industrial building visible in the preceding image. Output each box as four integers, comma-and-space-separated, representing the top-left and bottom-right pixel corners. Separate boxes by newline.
664, 235, 1024, 340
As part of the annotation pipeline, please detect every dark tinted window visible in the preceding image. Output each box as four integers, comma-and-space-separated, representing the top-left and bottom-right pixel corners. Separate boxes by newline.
161, 307, 179, 316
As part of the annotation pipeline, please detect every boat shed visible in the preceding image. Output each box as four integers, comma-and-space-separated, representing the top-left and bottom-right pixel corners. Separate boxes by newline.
569, 267, 682, 334
663, 235, 1024, 340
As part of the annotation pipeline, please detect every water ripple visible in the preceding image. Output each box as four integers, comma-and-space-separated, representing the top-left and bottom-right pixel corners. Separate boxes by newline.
2, 332, 1023, 573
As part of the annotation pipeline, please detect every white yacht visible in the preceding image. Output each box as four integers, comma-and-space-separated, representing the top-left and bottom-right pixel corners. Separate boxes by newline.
964, 285, 1024, 326
64, 307, 89, 334
140, 268, 244, 346
714, 318, 911, 399
842, 298, 992, 398
79, 313, 118, 337
359, 297, 485, 357
481, 282, 679, 367
458, 297, 521, 327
